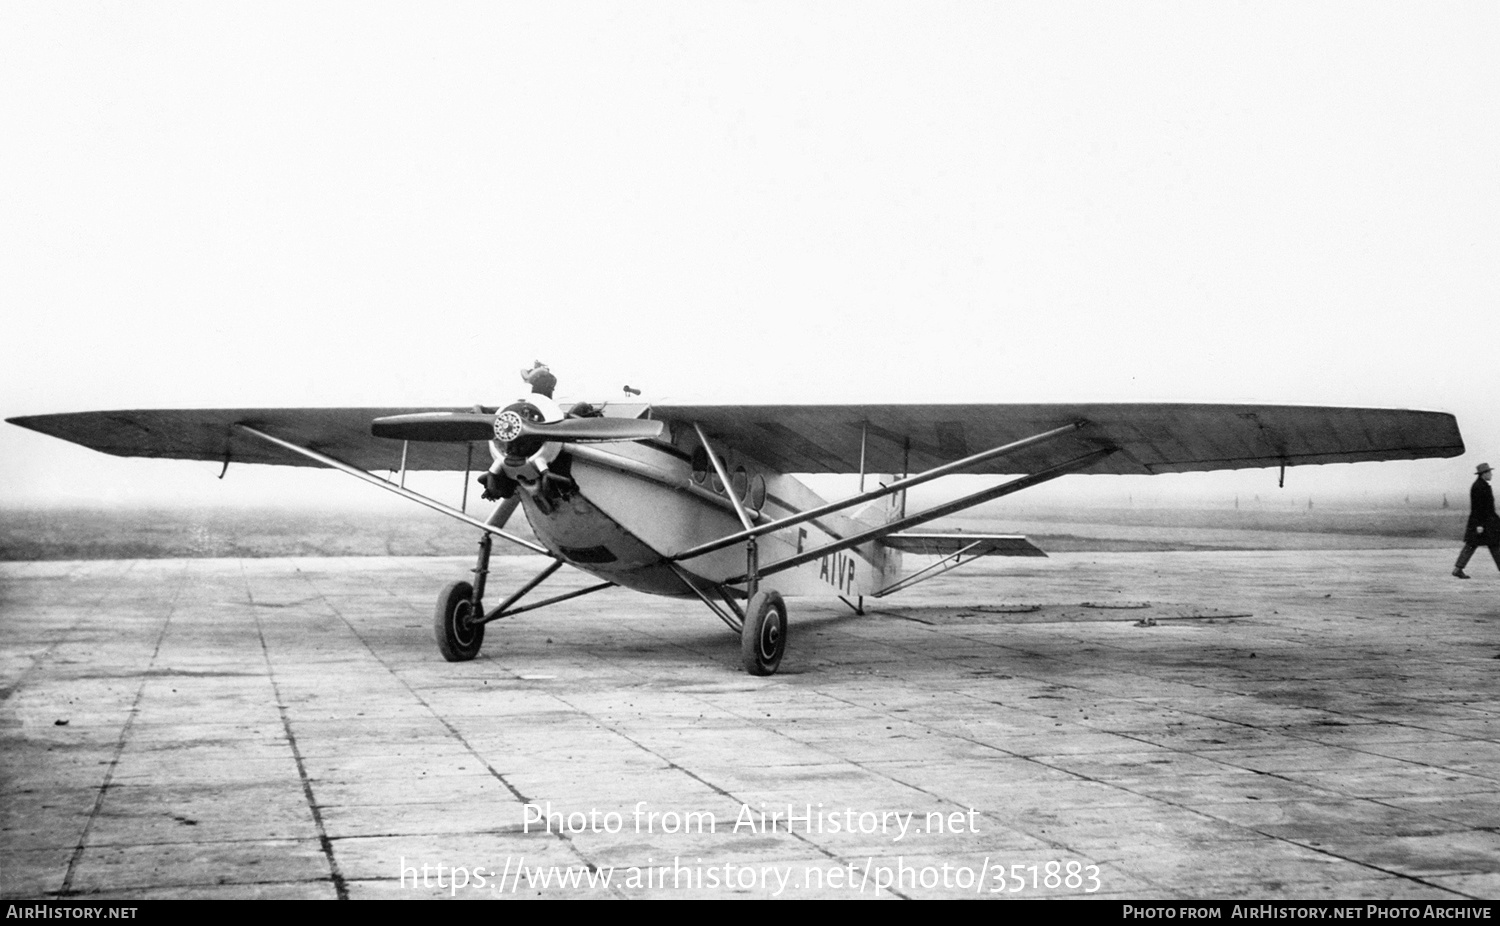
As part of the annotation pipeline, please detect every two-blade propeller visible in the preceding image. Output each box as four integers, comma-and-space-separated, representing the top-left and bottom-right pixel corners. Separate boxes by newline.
373, 410, 664, 506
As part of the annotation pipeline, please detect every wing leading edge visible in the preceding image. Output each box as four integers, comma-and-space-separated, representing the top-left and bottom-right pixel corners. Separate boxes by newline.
8, 402, 1464, 477
6, 408, 477, 472
654, 403, 1464, 476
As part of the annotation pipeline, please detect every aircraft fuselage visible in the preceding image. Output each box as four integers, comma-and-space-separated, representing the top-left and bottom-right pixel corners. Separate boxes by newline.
517, 434, 895, 600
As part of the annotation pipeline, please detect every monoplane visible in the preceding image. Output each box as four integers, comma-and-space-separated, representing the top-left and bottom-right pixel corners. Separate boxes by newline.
8, 394, 1464, 675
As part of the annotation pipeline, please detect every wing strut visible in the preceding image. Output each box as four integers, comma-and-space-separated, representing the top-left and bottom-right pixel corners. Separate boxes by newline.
857, 423, 868, 492
723, 447, 1116, 587
669, 565, 745, 634
670, 419, 1088, 565
471, 559, 616, 626
461, 442, 474, 513
693, 423, 762, 595
693, 423, 756, 533
233, 423, 551, 555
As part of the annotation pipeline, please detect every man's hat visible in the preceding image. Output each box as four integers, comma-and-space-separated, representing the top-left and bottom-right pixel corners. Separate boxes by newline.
520, 361, 557, 398
1479, 462, 1494, 475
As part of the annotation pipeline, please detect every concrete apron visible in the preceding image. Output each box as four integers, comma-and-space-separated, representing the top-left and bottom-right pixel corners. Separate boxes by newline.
2, 550, 1498, 899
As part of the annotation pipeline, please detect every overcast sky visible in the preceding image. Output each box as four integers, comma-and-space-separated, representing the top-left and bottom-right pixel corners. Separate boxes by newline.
2, 2, 1495, 511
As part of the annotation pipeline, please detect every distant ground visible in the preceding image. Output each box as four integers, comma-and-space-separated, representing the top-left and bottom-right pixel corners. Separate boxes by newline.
0, 506, 532, 560
944, 504, 1466, 553
0, 502, 1466, 560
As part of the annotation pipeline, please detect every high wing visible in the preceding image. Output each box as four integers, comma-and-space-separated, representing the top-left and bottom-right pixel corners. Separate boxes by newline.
655, 403, 1464, 476
6, 408, 480, 472
8, 403, 1463, 476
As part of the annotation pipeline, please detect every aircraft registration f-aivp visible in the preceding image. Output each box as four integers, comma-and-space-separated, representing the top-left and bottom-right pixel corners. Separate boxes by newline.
8, 396, 1464, 675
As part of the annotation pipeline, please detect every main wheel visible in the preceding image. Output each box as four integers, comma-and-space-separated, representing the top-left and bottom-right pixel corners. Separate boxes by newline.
741, 590, 788, 676
435, 580, 484, 662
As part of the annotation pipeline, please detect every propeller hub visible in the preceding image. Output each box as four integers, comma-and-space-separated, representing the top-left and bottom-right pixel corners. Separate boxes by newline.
493, 410, 525, 443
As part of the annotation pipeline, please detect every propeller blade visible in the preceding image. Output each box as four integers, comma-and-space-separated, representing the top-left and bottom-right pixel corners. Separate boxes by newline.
373, 411, 663, 446
516, 417, 664, 444
371, 412, 495, 443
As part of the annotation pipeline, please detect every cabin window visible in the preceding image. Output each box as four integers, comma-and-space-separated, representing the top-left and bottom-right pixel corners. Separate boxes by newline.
710, 456, 727, 493
691, 447, 709, 484
732, 466, 748, 502
749, 474, 766, 512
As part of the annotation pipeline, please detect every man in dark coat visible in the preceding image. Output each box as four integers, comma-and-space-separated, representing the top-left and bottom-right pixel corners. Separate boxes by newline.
1454, 462, 1499, 579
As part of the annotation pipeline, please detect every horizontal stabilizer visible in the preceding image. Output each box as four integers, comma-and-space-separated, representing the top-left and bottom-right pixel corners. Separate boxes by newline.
880, 532, 1047, 557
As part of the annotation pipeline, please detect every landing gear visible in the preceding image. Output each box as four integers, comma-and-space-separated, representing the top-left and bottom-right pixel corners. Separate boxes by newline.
433, 525, 615, 663
741, 590, 787, 676
435, 580, 484, 661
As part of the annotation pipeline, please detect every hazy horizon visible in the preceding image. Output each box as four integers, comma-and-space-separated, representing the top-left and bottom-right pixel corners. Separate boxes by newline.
3, 4, 1495, 509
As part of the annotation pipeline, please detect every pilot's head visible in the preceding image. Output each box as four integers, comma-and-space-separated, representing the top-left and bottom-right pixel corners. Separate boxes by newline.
521, 361, 557, 399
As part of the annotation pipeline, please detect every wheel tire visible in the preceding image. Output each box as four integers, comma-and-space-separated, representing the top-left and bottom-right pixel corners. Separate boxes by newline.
741, 590, 787, 676
435, 580, 484, 662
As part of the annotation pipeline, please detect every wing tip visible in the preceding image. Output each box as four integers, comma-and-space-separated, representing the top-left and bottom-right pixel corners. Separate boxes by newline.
7, 413, 62, 433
